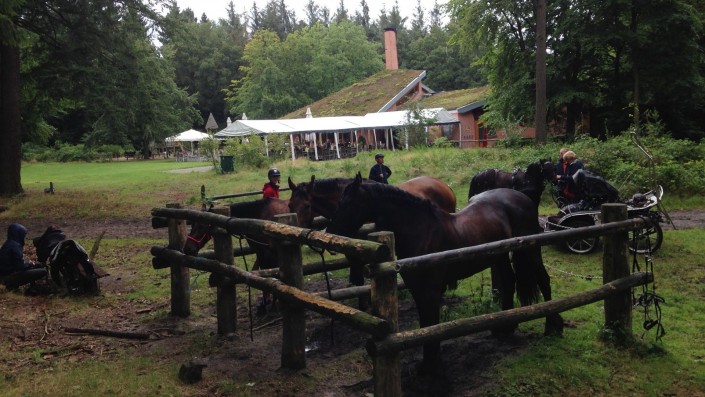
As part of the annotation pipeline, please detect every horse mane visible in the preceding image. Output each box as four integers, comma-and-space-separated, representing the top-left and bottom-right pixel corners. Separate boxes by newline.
524, 162, 543, 181
300, 178, 354, 195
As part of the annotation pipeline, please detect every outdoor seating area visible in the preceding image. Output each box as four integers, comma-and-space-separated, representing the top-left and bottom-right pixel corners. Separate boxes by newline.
174, 153, 207, 162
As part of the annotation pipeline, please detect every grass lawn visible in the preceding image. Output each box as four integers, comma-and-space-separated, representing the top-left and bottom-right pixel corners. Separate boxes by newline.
1, 148, 704, 396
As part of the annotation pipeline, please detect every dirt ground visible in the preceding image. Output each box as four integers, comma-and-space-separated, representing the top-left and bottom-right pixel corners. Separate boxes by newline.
0, 209, 702, 396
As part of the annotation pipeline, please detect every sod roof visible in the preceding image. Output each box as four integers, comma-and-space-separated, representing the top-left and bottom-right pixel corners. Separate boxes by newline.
280, 69, 425, 119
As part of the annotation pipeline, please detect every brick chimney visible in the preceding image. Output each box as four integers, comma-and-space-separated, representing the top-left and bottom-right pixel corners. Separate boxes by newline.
384, 27, 398, 70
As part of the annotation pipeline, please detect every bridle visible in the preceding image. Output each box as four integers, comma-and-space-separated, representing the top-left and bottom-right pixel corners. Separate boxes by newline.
186, 227, 212, 249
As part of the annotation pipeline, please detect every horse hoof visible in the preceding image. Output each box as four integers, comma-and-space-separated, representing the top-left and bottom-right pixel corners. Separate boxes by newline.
544, 314, 564, 336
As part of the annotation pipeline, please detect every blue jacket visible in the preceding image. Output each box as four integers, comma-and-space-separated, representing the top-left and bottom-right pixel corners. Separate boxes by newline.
0, 224, 30, 277
558, 160, 585, 198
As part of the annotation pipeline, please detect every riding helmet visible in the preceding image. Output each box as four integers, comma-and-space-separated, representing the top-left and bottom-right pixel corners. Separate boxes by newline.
268, 168, 281, 178
375, 153, 384, 159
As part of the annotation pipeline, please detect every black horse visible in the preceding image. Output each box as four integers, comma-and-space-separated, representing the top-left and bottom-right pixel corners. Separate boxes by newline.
467, 159, 555, 207
33, 225, 108, 294
327, 176, 563, 371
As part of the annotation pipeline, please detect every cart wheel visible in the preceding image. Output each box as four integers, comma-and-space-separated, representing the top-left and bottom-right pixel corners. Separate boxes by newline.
629, 221, 663, 254
561, 218, 599, 254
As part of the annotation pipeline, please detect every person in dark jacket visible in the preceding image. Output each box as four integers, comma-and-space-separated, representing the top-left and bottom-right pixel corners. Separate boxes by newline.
555, 150, 584, 205
368, 153, 392, 184
0, 224, 47, 290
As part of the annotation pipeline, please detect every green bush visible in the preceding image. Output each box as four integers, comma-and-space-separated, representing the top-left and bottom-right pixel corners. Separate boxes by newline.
223, 133, 269, 169
95, 145, 126, 161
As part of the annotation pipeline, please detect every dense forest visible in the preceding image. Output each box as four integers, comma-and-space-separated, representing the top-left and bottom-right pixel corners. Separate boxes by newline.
1, 0, 704, 195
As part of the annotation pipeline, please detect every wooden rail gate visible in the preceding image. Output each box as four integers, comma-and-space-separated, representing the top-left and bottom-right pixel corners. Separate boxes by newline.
151, 203, 654, 397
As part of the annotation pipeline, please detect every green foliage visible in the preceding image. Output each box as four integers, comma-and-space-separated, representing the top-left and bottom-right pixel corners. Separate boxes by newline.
431, 137, 453, 148
159, 8, 245, 126
226, 21, 383, 119
565, 134, 705, 196
222, 134, 269, 169
266, 133, 291, 161
401, 103, 437, 148
198, 136, 221, 171
448, 0, 705, 140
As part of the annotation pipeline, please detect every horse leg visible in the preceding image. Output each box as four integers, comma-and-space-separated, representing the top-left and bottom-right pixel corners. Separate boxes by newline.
515, 248, 563, 336
346, 255, 369, 311
490, 257, 518, 335
532, 250, 564, 336
409, 285, 444, 373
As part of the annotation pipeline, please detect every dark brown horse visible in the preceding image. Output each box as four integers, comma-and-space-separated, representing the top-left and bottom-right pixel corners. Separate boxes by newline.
467, 159, 555, 207
288, 174, 456, 288
183, 198, 290, 266
326, 177, 563, 371
287, 175, 456, 229
183, 198, 290, 313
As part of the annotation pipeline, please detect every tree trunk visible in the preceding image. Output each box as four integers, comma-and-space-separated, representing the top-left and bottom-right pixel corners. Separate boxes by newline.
0, 43, 23, 196
534, 0, 547, 144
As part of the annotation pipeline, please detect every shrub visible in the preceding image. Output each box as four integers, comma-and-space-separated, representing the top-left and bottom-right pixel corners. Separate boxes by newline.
223, 133, 269, 169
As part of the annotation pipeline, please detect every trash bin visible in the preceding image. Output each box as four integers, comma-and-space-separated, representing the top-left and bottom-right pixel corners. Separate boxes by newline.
220, 155, 234, 173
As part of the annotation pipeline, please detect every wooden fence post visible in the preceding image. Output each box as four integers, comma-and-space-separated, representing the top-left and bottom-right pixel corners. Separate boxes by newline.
167, 202, 190, 317
212, 207, 236, 335
275, 213, 306, 370
602, 203, 632, 337
367, 231, 401, 397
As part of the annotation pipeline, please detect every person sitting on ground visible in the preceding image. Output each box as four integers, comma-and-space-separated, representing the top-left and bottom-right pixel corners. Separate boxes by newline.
0, 224, 48, 291
555, 150, 584, 206
262, 168, 281, 199
368, 153, 392, 184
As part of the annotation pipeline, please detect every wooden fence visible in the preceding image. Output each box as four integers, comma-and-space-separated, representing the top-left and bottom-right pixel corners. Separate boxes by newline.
150, 203, 653, 396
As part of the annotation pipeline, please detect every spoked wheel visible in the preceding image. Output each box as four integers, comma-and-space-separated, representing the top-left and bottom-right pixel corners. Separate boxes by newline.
629, 221, 663, 254
561, 218, 599, 254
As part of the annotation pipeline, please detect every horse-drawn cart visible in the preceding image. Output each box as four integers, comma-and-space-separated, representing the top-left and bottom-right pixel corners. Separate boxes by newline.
544, 170, 668, 254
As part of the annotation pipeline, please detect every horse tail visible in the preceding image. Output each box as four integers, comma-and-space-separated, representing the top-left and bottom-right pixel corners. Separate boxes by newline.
512, 246, 543, 306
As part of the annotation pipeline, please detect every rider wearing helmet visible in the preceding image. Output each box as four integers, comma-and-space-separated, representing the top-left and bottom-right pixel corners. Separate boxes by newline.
263, 168, 281, 199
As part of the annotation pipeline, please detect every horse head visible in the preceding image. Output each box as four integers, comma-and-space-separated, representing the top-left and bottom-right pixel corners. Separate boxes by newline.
326, 174, 368, 237
183, 203, 214, 256
288, 175, 317, 228
539, 159, 555, 182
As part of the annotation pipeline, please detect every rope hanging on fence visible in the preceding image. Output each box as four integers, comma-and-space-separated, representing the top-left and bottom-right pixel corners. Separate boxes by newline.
544, 263, 601, 281
630, 221, 666, 341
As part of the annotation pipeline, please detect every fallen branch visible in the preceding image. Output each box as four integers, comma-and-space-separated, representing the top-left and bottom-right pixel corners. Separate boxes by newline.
136, 303, 169, 314
63, 327, 150, 340
252, 316, 282, 331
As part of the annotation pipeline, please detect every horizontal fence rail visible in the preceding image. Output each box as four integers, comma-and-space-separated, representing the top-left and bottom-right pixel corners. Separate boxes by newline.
366, 217, 649, 278
207, 188, 292, 202
151, 208, 390, 264
367, 272, 653, 357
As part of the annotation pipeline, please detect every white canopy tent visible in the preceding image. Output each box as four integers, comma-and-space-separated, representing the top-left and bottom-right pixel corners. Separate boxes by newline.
166, 129, 211, 157
168, 129, 210, 142
214, 108, 459, 159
